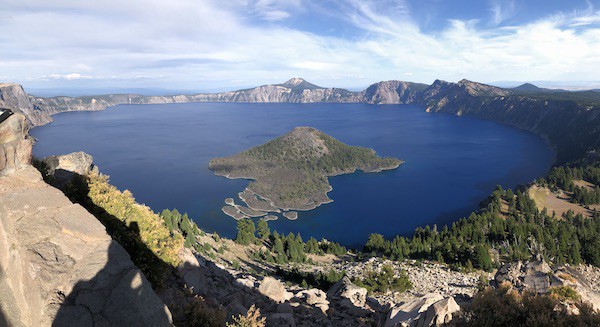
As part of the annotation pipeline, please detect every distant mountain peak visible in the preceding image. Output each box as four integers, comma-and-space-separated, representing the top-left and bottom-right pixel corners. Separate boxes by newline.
284, 77, 307, 87
457, 79, 509, 97
513, 83, 542, 91
278, 77, 321, 91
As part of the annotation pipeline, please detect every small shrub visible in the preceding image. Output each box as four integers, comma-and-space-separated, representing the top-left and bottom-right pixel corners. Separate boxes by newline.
184, 297, 227, 327
353, 264, 412, 294
549, 285, 581, 302
226, 305, 265, 327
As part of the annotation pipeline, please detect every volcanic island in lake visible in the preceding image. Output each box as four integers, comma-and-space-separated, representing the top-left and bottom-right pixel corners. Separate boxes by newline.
209, 126, 403, 221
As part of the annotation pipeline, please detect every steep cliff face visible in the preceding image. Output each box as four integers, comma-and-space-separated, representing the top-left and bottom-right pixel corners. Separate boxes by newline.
30, 93, 200, 120
418, 79, 600, 163
24, 78, 361, 126
189, 78, 361, 103
0, 113, 172, 326
0, 112, 32, 175
12, 78, 600, 163
361, 80, 428, 104
0, 84, 53, 126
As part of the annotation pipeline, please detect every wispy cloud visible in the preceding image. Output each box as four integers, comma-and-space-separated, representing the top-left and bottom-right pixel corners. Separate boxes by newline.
46, 73, 94, 80
250, 0, 302, 21
1, 0, 599, 91
490, 0, 515, 25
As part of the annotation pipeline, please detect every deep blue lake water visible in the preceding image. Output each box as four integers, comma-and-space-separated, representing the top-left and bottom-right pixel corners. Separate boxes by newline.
31, 103, 554, 247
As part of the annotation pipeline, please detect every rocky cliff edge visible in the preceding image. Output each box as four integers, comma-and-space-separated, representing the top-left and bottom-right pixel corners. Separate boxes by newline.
0, 112, 172, 326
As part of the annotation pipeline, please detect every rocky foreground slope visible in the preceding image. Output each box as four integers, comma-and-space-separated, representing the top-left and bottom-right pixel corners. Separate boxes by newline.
0, 113, 172, 326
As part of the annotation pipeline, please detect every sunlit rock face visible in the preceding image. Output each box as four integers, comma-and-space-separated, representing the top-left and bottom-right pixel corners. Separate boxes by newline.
0, 114, 172, 326
0, 112, 32, 175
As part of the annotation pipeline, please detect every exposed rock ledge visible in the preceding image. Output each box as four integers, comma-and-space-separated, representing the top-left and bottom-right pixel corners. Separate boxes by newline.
0, 113, 172, 326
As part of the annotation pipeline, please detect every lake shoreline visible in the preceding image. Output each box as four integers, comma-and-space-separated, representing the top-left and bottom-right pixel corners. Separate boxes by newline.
31, 102, 554, 246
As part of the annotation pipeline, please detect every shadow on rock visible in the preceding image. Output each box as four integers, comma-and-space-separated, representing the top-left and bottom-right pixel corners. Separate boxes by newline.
45, 173, 173, 326
0, 306, 8, 327
53, 236, 172, 326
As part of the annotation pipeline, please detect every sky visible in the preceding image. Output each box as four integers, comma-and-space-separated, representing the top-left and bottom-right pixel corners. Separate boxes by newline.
2, 0, 600, 95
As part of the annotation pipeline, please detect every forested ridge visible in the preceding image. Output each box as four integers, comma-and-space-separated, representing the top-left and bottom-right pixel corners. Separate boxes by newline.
363, 174, 600, 270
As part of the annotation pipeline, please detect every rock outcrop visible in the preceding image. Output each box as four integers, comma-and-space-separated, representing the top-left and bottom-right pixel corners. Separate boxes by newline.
0, 112, 32, 176
384, 293, 460, 327
42, 151, 97, 177
494, 261, 552, 293
0, 114, 172, 326
296, 288, 329, 313
384, 293, 443, 327
416, 297, 460, 327
0, 84, 53, 126
41, 151, 98, 187
257, 276, 293, 304
494, 261, 600, 311
327, 276, 368, 309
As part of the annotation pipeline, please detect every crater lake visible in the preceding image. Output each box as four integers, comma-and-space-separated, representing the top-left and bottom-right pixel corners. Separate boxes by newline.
31, 103, 554, 247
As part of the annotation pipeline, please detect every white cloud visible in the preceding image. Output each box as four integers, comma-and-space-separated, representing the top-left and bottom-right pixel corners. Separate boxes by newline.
39, 73, 94, 80
0, 0, 599, 91
250, 0, 302, 21
490, 0, 515, 25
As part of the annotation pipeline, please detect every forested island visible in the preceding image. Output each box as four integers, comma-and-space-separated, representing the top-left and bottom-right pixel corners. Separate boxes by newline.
209, 126, 402, 220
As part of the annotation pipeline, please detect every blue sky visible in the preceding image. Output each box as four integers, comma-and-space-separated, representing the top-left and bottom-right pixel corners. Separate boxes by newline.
1, 0, 600, 94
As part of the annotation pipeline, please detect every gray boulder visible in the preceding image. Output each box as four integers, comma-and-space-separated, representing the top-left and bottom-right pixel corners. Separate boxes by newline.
257, 276, 293, 303
327, 276, 368, 308
42, 151, 97, 177
177, 247, 209, 295
384, 293, 444, 327
414, 297, 460, 327
41, 151, 98, 187
495, 261, 551, 293
296, 288, 329, 313
493, 261, 600, 311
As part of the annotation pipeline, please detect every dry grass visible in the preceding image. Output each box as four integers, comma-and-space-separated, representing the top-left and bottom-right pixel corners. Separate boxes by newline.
573, 179, 596, 191
499, 199, 511, 219
556, 272, 577, 283
528, 185, 591, 218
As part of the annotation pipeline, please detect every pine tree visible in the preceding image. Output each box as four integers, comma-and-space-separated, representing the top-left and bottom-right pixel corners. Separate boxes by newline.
257, 220, 270, 240
474, 244, 493, 271
235, 219, 256, 245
